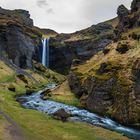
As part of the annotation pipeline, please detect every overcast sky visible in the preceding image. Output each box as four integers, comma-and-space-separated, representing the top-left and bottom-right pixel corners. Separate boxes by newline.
0, 0, 131, 33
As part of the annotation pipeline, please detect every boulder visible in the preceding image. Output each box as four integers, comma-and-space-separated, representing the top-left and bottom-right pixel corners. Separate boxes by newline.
52, 109, 70, 122
26, 88, 36, 95
116, 43, 129, 54
16, 97, 27, 104
8, 84, 16, 92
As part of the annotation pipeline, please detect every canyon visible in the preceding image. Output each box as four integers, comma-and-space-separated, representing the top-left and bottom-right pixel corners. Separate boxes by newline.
0, 0, 140, 140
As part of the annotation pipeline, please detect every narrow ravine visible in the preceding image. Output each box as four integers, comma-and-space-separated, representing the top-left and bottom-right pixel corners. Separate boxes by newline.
18, 84, 140, 140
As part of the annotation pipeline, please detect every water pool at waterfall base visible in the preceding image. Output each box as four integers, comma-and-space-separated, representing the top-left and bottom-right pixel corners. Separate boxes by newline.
17, 84, 140, 140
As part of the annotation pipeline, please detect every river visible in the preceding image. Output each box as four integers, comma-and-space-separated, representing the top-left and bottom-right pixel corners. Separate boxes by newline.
18, 84, 140, 140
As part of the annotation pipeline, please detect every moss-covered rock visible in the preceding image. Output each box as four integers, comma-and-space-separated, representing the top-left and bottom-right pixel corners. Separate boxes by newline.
68, 1, 140, 126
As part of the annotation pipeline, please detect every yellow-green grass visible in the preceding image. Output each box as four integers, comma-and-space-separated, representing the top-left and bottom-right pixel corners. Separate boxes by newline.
0, 61, 16, 83
0, 88, 130, 140
46, 81, 81, 107
0, 61, 130, 140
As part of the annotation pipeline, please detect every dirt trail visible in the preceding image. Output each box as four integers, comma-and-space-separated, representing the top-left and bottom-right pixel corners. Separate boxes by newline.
0, 111, 27, 140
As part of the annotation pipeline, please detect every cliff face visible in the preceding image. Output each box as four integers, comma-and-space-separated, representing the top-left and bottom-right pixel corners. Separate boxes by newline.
69, 0, 140, 126
0, 7, 42, 68
49, 19, 117, 74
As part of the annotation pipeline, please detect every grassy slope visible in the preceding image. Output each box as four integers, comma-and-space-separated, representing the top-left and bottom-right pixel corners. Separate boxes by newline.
56, 17, 118, 43
0, 61, 130, 140
71, 27, 140, 81
70, 26, 140, 125
43, 81, 81, 107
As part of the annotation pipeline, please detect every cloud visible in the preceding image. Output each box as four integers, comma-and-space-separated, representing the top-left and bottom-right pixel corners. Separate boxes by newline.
37, 0, 49, 7
46, 8, 54, 14
0, 0, 132, 33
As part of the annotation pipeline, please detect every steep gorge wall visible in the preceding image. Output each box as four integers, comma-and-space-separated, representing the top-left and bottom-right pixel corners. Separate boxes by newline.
0, 7, 42, 68
49, 21, 116, 74
68, 0, 140, 126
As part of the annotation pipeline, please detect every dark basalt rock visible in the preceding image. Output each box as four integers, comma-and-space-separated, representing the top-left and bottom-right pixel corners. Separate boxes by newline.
115, 5, 130, 39
131, 0, 140, 12
103, 49, 110, 55
5, 26, 34, 68
131, 32, 140, 40
52, 109, 70, 122
115, 0, 140, 40
86, 77, 116, 114
0, 7, 41, 69
116, 43, 129, 54
8, 84, 16, 92
14, 9, 33, 26
16, 97, 27, 104
68, 72, 85, 98
97, 63, 110, 74
26, 89, 36, 96
132, 59, 140, 96
117, 5, 129, 21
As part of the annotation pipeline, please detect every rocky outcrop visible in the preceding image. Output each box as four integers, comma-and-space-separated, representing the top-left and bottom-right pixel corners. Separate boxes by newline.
115, 5, 130, 38
0, 7, 33, 26
115, 0, 140, 39
131, 0, 140, 12
0, 7, 42, 68
117, 5, 129, 20
69, 0, 140, 126
69, 44, 140, 126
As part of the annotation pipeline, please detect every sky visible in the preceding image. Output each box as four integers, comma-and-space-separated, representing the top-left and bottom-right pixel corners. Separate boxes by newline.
0, 0, 132, 33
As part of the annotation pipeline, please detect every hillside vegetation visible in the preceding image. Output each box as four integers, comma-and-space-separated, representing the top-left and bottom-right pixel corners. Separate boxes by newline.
69, 0, 140, 126
0, 61, 130, 140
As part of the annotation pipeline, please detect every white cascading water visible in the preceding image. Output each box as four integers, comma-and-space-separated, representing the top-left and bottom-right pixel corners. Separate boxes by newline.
42, 38, 49, 67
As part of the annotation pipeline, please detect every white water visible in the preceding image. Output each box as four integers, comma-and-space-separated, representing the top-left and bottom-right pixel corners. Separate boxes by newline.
42, 38, 49, 67
18, 84, 140, 140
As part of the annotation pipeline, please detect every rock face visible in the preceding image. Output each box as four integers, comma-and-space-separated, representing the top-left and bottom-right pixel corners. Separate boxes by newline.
115, 5, 130, 38
0, 7, 42, 68
117, 5, 129, 20
115, 0, 140, 39
69, 0, 140, 126
49, 21, 116, 74
131, 0, 140, 12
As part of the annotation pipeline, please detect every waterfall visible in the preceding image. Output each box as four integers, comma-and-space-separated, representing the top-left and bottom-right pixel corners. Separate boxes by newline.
42, 38, 49, 67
